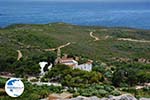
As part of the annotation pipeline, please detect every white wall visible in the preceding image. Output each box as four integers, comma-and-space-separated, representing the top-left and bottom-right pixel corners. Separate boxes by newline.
76, 63, 92, 71
39, 62, 52, 76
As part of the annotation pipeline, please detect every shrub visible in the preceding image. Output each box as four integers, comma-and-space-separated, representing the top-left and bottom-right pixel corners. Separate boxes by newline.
111, 90, 121, 96
97, 89, 108, 97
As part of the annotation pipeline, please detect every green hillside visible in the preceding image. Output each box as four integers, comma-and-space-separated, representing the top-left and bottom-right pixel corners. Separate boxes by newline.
0, 23, 150, 99
1, 23, 150, 63
1, 22, 150, 76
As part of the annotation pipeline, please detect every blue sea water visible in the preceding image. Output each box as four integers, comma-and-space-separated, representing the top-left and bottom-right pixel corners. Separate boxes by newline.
0, 1, 150, 29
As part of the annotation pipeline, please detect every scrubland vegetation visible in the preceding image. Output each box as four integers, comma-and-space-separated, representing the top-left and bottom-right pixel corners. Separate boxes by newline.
0, 23, 150, 99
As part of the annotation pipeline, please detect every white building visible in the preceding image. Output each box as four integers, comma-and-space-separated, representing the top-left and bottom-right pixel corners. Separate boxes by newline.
39, 62, 52, 76
59, 58, 93, 71
77, 61, 93, 72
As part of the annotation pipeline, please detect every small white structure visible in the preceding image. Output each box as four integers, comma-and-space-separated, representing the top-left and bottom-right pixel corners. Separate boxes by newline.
39, 62, 52, 76
59, 58, 93, 72
77, 63, 92, 72
76, 60, 93, 71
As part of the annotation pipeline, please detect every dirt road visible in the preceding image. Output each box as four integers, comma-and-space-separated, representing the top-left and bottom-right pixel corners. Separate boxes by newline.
17, 50, 22, 61
44, 42, 71, 52
117, 38, 150, 43
90, 32, 100, 41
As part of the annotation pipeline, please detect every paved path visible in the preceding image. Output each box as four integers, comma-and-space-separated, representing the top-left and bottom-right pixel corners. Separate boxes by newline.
0, 75, 13, 79
31, 82, 62, 86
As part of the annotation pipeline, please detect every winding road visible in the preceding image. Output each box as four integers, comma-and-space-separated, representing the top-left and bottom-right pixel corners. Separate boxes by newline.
45, 31, 101, 52
44, 42, 71, 52
90, 32, 100, 41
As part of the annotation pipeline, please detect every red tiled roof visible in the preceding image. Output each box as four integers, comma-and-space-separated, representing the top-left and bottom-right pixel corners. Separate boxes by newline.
60, 58, 75, 63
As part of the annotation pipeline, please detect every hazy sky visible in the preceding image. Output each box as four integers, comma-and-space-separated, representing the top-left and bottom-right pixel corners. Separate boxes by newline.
1, 0, 150, 2
32, 0, 149, 2
44, 0, 148, 1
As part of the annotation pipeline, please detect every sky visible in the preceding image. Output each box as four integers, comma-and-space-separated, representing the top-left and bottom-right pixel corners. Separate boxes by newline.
1, 0, 150, 2
42, 0, 149, 1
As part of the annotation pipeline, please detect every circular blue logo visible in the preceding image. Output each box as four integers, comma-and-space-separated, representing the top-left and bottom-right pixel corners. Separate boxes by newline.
5, 78, 24, 97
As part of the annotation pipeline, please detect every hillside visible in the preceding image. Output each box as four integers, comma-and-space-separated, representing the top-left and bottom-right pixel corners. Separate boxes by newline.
0, 23, 150, 99
1, 23, 150, 63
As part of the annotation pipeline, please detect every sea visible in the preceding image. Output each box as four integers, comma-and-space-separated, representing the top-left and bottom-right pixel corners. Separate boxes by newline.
0, 1, 150, 29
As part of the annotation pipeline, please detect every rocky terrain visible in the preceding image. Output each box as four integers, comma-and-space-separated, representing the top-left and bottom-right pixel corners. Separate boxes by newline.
68, 94, 150, 100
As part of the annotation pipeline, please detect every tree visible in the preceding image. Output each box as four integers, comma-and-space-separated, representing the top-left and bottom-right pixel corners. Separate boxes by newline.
112, 69, 126, 87
43, 64, 102, 88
